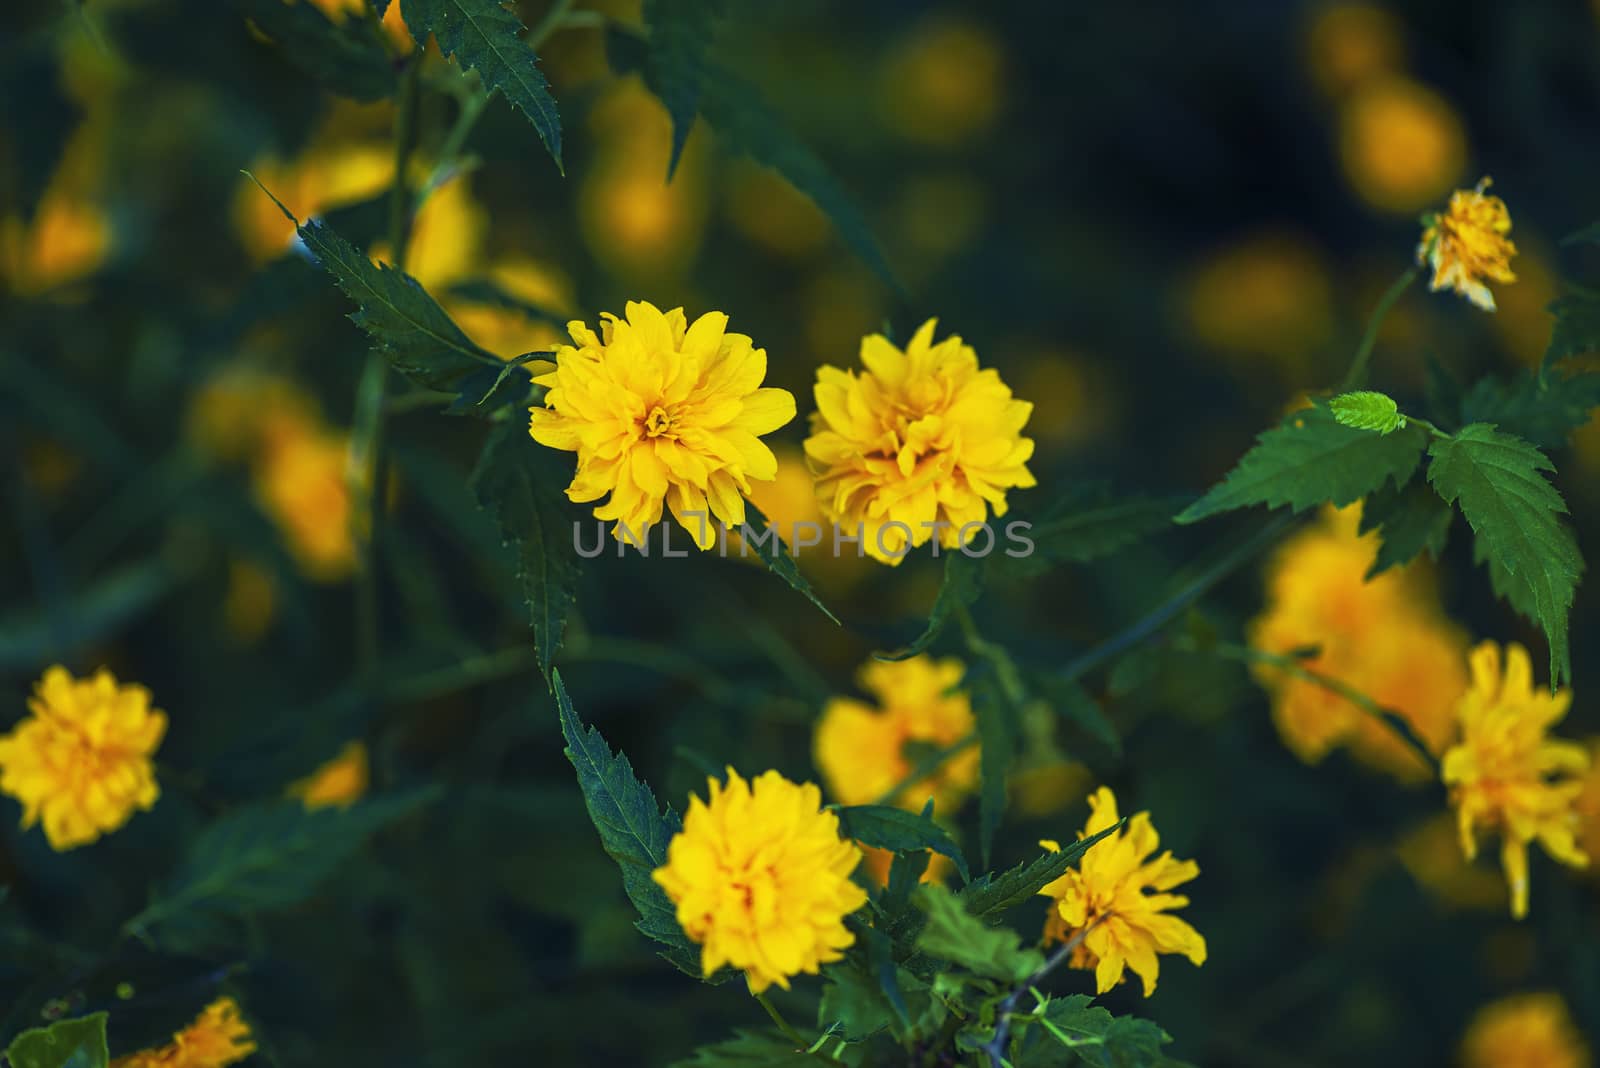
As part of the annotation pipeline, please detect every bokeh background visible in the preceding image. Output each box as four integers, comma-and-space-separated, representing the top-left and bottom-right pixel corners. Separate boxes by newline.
4, 0, 1600, 1064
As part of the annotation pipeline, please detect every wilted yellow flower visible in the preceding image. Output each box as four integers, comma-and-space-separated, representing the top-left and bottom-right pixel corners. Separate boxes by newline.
0, 667, 165, 851
112, 995, 256, 1068
1339, 77, 1465, 214
235, 144, 394, 261
1442, 642, 1590, 919
529, 301, 796, 550
288, 741, 369, 810
1037, 787, 1206, 997
879, 17, 1005, 146
1460, 992, 1591, 1068
1418, 177, 1519, 312
1248, 504, 1469, 780
254, 421, 357, 582
805, 318, 1035, 565
651, 768, 866, 993
814, 656, 979, 815
1304, 3, 1403, 98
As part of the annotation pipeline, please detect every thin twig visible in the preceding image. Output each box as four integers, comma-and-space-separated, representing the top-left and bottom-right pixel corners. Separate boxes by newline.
982, 917, 1104, 1068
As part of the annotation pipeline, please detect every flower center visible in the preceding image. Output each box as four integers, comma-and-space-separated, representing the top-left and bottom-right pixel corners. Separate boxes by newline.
644, 405, 677, 438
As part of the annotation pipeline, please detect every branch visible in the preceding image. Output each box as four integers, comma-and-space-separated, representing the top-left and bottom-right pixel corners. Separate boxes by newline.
982, 917, 1104, 1068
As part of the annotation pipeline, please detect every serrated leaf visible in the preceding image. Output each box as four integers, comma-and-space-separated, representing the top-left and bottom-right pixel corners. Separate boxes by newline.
668, 1030, 810, 1067
1427, 424, 1584, 685
835, 804, 970, 883
1461, 368, 1600, 449
6, 1013, 108, 1068
820, 963, 897, 1041
739, 501, 840, 625
1031, 995, 1189, 1068
969, 666, 1018, 871
878, 552, 982, 661
642, 0, 725, 177
914, 883, 1042, 982
1329, 390, 1406, 434
126, 789, 441, 946
231, 0, 396, 101
400, 0, 562, 169
1358, 481, 1453, 577
1175, 404, 1428, 524
960, 823, 1121, 919
1544, 293, 1600, 373
1032, 674, 1120, 755
553, 670, 705, 978
992, 489, 1179, 581
469, 423, 582, 679
607, 27, 897, 290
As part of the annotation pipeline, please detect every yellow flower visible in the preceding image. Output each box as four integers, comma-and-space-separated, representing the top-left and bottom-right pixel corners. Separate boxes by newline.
1037, 787, 1206, 997
1304, 3, 1403, 99
288, 741, 369, 810
186, 368, 318, 464
253, 420, 357, 582
804, 318, 1035, 565
528, 301, 796, 550
1418, 177, 1519, 312
1339, 77, 1465, 214
1, 190, 113, 297
814, 656, 979, 815
0, 667, 165, 851
1183, 232, 1335, 377
1576, 739, 1600, 877
879, 17, 1005, 147
1442, 642, 1590, 919
112, 995, 256, 1068
1460, 992, 1591, 1068
1248, 504, 1469, 780
651, 768, 866, 993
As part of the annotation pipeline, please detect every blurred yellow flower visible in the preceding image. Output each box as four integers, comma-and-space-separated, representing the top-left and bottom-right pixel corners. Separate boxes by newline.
1010, 759, 1094, 819
1339, 77, 1465, 214
445, 256, 572, 361
814, 656, 979, 815
1037, 787, 1206, 997
235, 144, 394, 262
187, 368, 318, 463
651, 768, 866, 993
529, 301, 795, 549
288, 741, 369, 810
1393, 814, 1509, 911
1, 189, 113, 297
1248, 504, 1469, 780
859, 845, 953, 887
1442, 642, 1589, 919
381, 174, 486, 291
254, 421, 358, 582
112, 995, 257, 1068
0, 666, 165, 851
1460, 992, 1591, 1068
1577, 739, 1600, 877
223, 559, 277, 645
805, 318, 1035, 565
880, 17, 1005, 146
304, 0, 411, 49
1305, 3, 1404, 98
1183, 232, 1335, 375
1418, 177, 1518, 312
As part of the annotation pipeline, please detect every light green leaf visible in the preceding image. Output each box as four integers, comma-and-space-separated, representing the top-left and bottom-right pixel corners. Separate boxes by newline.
668, 1030, 811, 1067
914, 883, 1042, 982
1358, 482, 1453, 577
470, 422, 582, 680
6, 1014, 108, 1068
960, 823, 1121, 919
126, 789, 441, 947
400, 0, 562, 170
1426, 424, 1584, 685
740, 501, 840, 625
1176, 403, 1428, 524
554, 670, 705, 978
878, 552, 982, 661
642, 0, 725, 177
1329, 390, 1406, 434
834, 804, 970, 882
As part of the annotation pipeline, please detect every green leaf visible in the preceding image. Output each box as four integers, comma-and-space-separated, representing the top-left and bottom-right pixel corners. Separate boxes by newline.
1175, 404, 1428, 524
820, 963, 898, 1041
231, 0, 396, 101
970, 666, 1019, 871
642, 0, 725, 177
444, 278, 570, 326
668, 1030, 811, 1067
6, 1013, 109, 1068
739, 501, 841, 625
1358, 481, 1453, 577
553, 670, 705, 978
1426, 424, 1584, 685
1032, 674, 1120, 756
1029, 995, 1189, 1068
914, 883, 1042, 982
834, 804, 970, 883
1329, 390, 1406, 434
400, 0, 563, 170
469, 422, 582, 679
126, 789, 441, 947
1460, 369, 1600, 450
1544, 293, 1600, 373
607, 27, 897, 290
878, 553, 983, 661
961, 823, 1121, 919
992, 488, 1179, 581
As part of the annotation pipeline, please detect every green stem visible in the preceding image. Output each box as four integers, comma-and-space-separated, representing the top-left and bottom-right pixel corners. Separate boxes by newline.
1188, 639, 1441, 775
383, 646, 537, 704
956, 604, 1028, 706
1339, 266, 1418, 392
754, 990, 810, 1050
528, 0, 579, 48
